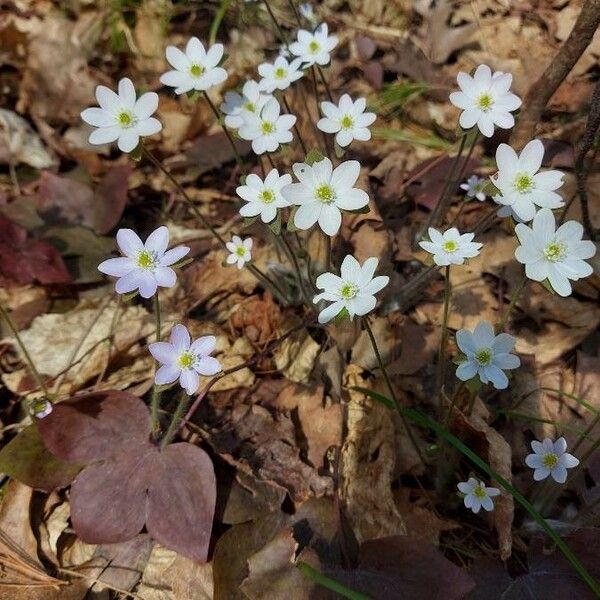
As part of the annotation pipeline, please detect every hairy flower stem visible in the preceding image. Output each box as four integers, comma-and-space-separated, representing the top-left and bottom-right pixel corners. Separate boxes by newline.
498, 274, 528, 332
161, 393, 191, 448
142, 146, 287, 302
362, 317, 427, 467
0, 302, 49, 398
436, 266, 452, 410
281, 234, 312, 305
416, 133, 468, 246
282, 94, 308, 155
202, 91, 245, 171
150, 293, 162, 436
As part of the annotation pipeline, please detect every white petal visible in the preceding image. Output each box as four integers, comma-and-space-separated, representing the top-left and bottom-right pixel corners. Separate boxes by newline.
81, 107, 113, 127
89, 126, 120, 145
180, 369, 200, 395
160, 246, 190, 266
519, 139, 544, 174
98, 256, 134, 277
149, 342, 178, 364
154, 267, 176, 288
170, 324, 191, 352
166, 45, 190, 71
138, 271, 158, 298
134, 92, 159, 119
117, 129, 140, 153
194, 356, 222, 376
118, 78, 137, 109
155, 364, 181, 385
114, 270, 143, 294
190, 335, 217, 356
117, 229, 144, 257
137, 117, 162, 137
318, 204, 341, 236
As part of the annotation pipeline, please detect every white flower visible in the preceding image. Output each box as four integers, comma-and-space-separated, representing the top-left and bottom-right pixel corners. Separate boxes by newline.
455, 321, 520, 389
226, 235, 252, 269
449, 64, 521, 137
258, 56, 304, 93
98, 226, 190, 299
81, 78, 162, 153
515, 208, 596, 297
418, 227, 482, 266
31, 398, 53, 419
460, 175, 486, 202
160, 37, 227, 94
525, 438, 579, 483
313, 255, 389, 324
289, 23, 338, 66
457, 478, 500, 514
238, 98, 296, 155
282, 157, 369, 236
492, 139, 565, 222
236, 168, 292, 223
221, 80, 272, 130
149, 325, 221, 395
317, 94, 376, 148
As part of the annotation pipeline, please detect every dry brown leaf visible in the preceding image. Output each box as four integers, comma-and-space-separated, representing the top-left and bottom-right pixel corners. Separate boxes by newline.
452, 409, 514, 560
341, 364, 407, 543
0, 109, 54, 169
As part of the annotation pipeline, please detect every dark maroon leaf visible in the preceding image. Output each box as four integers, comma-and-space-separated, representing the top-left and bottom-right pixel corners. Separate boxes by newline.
327, 536, 475, 600
37, 391, 151, 463
0, 213, 71, 285
146, 443, 216, 563
34, 171, 95, 228
93, 165, 132, 234
38, 391, 216, 562
0, 424, 80, 492
406, 155, 479, 210
70, 443, 153, 544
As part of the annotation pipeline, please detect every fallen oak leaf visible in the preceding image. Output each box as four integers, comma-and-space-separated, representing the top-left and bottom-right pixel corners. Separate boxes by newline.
37, 390, 216, 562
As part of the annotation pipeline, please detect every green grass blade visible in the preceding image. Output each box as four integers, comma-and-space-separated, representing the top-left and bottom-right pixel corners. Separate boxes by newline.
539, 387, 600, 416
355, 386, 600, 598
297, 562, 372, 600
371, 127, 451, 151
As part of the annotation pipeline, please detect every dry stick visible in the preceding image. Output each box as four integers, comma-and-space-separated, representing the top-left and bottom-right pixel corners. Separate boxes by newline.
142, 147, 287, 301
201, 91, 245, 171
177, 319, 311, 434
574, 77, 600, 240
0, 302, 49, 397
510, 0, 600, 149
94, 295, 123, 389
362, 317, 427, 467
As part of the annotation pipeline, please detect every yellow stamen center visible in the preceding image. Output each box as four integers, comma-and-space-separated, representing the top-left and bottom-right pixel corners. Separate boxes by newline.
514, 173, 534, 194
543, 241, 566, 262
260, 189, 275, 203
477, 93, 493, 111
340, 282, 359, 299
542, 453, 559, 469
118, 111, 134, 127
340, 115, 354, 129
178, 352, 195, 369
236, 246, 246, 257
316, 184, 335, 203
473, 485, 487, 498
137, 250, 156, 269
244, 101, 256, 112
190, 64, 204, 77
309, 40, 320, 53
475, 348, 493, 366
443, 240, 458, 252
261, 121, 275, 134
275, 67, 287, 79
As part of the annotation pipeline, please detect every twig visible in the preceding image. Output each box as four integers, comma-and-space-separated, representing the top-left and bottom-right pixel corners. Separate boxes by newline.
510, 0, 600, 149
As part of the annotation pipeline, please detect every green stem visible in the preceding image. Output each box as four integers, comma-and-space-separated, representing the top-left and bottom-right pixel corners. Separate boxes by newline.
143, 146, 286, 301
202, 91, 245, 171
356, 387, 600, 599
161, 393, 191, 448
498, 273, 527, 331
315, 65, 335, 103
362, 317, 427, 467
437, 265, 452, 409
150, 293, 162, 435
297, 562, 371, 600
281, 234, 311, 305
0, 302, 49, 397
209, 0, 234, 45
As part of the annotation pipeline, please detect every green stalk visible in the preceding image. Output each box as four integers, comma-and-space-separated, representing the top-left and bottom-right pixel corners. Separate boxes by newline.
362, 318, 427, 467
150, 293, 162, 436
161, 393, 191, 448
202, 91, 245, 171
297, 562, 371, 600
356, 386, 600, 599
437, 265, 451, 409
498, 274, 527, 331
